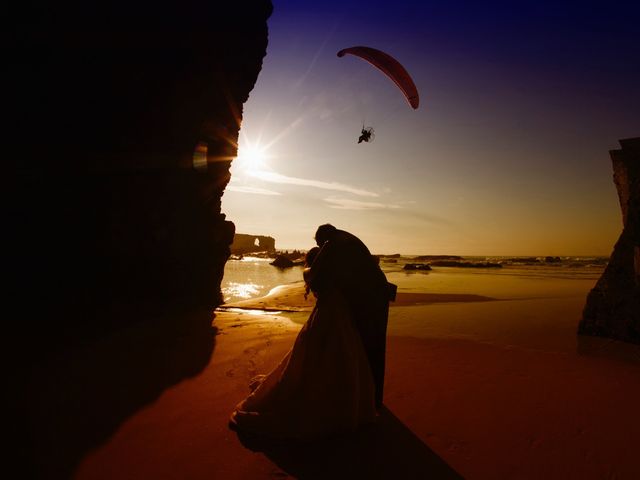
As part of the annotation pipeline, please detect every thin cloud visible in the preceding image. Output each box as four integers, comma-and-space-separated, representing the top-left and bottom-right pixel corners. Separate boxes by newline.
262, 116, 305, 151
250, 170, 379, 198
226, 185, 282, 196
292, 18, 341, 90
324, 197, 402, 210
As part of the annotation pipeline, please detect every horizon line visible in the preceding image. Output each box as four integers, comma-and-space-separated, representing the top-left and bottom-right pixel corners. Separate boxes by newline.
238, 249, 611, 259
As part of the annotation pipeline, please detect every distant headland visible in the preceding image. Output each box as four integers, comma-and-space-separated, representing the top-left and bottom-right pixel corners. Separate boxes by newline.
230, 233, 276, 255
229, 233, 305, 267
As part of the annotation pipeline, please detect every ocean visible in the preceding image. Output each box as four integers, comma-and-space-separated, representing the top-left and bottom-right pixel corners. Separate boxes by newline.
221, 255, 607, 304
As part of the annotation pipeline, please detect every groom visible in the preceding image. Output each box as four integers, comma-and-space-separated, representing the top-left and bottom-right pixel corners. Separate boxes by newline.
307, 224, 391, 407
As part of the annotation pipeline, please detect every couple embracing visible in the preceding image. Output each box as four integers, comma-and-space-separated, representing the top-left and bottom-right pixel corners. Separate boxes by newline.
230, 224, 393, 440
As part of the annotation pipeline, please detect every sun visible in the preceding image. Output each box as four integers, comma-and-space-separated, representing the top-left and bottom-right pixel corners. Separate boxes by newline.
236, 143, 269, 173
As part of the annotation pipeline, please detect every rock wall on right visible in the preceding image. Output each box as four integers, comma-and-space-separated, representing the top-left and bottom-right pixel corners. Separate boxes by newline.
579, 137, 640, 344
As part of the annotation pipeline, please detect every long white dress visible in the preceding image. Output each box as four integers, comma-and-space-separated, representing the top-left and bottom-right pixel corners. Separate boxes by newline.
230, 288, 376, 440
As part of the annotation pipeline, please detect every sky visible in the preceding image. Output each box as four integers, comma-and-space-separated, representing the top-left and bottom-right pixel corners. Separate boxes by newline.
221, 0, 639, 256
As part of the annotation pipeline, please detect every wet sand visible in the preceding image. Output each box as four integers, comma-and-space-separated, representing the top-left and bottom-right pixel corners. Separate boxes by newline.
74, 279, 640, 479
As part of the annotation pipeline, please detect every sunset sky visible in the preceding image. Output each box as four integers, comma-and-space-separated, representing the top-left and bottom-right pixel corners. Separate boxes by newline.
222, 0, 639, 255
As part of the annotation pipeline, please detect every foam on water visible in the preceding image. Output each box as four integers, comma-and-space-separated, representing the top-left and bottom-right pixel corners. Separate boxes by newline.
221, 256, 305, 304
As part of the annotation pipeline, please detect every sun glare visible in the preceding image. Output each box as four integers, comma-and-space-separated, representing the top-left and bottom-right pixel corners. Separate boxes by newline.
237, 144, 269, 173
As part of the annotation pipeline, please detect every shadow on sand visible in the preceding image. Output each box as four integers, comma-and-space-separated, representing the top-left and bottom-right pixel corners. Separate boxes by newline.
25, 304, 217, 479
236, 406, 463, 479
577, 334, 640, 365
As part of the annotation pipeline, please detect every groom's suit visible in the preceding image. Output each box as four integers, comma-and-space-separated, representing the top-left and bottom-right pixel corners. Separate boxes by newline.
307, 229, 390, 407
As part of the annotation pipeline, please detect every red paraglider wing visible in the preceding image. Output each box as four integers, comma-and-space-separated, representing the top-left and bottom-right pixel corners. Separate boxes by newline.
337, 46, 419, 109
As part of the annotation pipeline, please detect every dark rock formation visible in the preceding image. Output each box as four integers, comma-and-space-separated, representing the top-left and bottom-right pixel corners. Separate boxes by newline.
403, 263, 432, 271
412, 255, 463, 261
8, 1, 273, 476
579, 138, 640, 344
231, 233, 276, 254
270, 255, 296, 268
429, 261, 502, 268
504, 257, 542, 264
544, 256, 562, 263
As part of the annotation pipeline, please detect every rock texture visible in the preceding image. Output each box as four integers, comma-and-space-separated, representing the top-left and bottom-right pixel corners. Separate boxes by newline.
231, 233, 276, 254
9, 0, 273, 320
270, 255, 296, 268
8, 1, 273, 476
403, 263, 432, 271
579, 138, 640, 343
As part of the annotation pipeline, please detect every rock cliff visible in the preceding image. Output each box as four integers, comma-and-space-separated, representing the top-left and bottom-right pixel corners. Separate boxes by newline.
8, 1, 273, 476
579, 138, 640, 343
231, 233, 276, 254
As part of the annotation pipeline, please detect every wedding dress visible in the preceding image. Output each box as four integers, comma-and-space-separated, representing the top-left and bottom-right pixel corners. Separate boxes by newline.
230, 288, 376, 440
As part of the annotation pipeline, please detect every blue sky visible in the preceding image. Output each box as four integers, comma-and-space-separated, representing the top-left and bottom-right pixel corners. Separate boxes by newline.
222, 0, 639, 255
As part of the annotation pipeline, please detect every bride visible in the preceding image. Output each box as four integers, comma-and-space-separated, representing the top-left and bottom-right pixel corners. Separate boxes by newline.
229, 247, 377, 440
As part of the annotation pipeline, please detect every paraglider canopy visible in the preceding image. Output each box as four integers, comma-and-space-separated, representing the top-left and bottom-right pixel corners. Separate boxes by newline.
337, 46, 419, 109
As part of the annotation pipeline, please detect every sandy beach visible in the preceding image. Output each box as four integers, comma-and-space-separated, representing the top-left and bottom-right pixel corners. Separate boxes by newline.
61, 274, 640, 480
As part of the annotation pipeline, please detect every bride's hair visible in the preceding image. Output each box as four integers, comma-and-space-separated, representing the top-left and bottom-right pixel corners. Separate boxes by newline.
305, 246, 321, 267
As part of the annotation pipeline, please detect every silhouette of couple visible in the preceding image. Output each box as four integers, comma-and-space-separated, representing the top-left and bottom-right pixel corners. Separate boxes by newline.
230, 224, 392, 440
